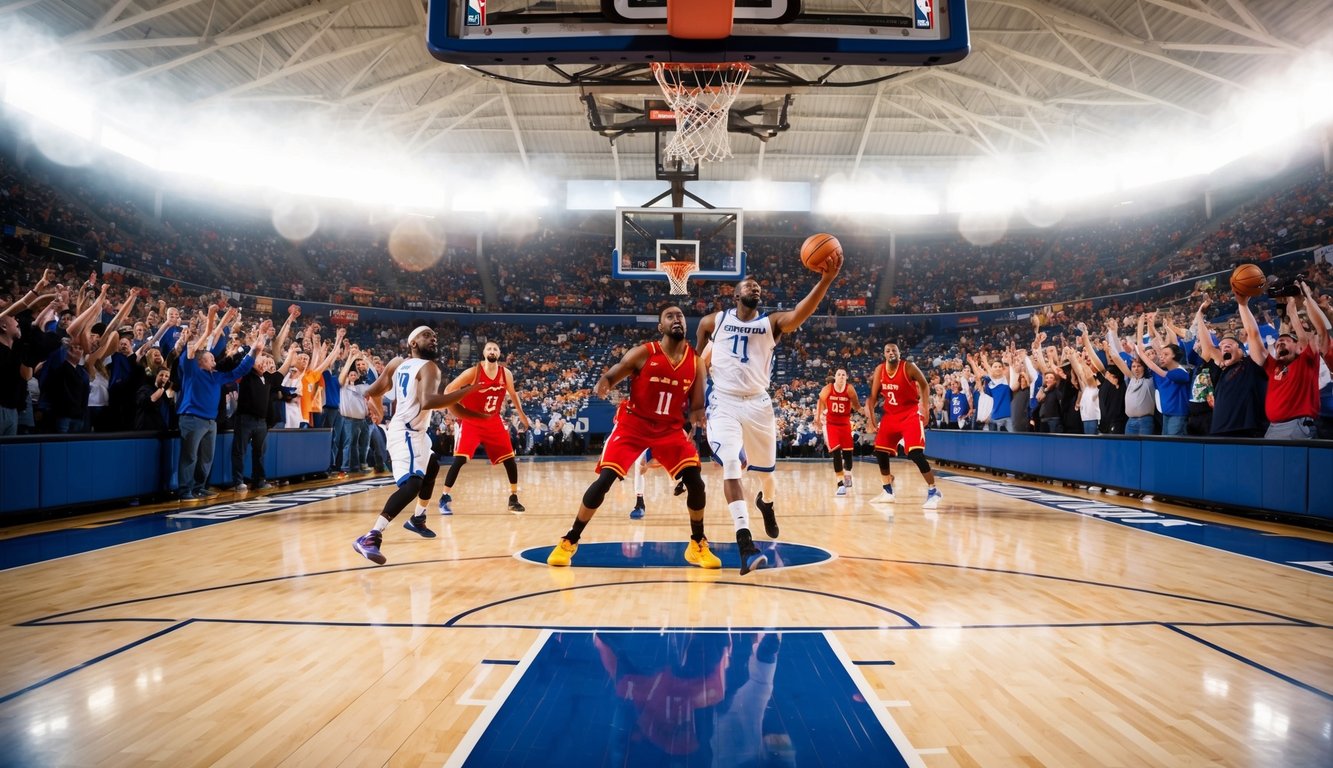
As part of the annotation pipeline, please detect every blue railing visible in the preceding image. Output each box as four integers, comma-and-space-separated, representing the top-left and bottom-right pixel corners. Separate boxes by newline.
925, 429, 1333, 522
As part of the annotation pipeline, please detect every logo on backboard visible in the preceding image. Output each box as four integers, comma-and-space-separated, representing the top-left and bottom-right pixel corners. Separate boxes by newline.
465, 0, 486, 27
914, 0, 934, 29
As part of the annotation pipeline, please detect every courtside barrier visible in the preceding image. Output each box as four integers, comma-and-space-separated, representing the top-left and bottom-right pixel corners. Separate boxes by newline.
0, 429, 332, 516
925, 429, 1332, 522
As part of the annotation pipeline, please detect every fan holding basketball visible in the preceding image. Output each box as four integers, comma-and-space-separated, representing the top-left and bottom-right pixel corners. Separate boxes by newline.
801, 233, 844, 273
1229, 264, 1265, 298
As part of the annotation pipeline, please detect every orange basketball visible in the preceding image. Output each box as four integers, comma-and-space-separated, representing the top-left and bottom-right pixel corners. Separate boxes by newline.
801, 233, 842, 272
1229, 263, 1265, 298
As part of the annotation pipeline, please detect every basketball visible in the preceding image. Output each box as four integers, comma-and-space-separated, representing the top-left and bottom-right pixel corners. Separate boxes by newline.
1229, 263, 1265, 298
801, 233, 842, 272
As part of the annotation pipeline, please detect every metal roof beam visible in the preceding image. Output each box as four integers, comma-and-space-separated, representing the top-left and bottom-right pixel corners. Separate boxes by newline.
64, 0, 205, 45
279, 6, 348, 70
1140, 0, 1298, 51
198, 31, 413, 102
981, 41, 1203, 116
978, 0, 1252, 91
108, 0, 369, 84
500, 86, 530, 171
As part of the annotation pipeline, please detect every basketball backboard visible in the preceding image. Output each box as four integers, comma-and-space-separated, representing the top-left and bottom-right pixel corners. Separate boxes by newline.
611, 206, 746, 283
428, 1, 969, 67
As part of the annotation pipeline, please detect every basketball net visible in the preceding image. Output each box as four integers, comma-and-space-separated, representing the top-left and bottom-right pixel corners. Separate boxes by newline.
660, 260, 698, 295
652, 62, 751, 163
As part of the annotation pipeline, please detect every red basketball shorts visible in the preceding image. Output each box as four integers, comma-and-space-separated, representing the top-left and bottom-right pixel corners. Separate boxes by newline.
455, 416, 515, 464
874, 410, 925, 456
599, 412, 699, 478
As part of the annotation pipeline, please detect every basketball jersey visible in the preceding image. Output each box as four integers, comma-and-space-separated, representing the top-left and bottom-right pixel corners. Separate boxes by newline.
877, 362, 920, 416
388, 358, 431, 431
825, 384, 853, 425
627, 342, 697, 428
459, 362, 507, 419
708, 309, 776, 397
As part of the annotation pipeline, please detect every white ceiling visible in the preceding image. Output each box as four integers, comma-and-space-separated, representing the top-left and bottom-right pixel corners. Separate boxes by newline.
9, 0, 1331, 183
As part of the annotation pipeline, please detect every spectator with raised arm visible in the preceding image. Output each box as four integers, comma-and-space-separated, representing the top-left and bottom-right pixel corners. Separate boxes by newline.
1079, 322, 1124, 434
1105, 317, 1156, 435
1194, 297, 1266, 438
1240, 284, 1324, 440
176, 315, 264, 500
1137, 312, 1191, 436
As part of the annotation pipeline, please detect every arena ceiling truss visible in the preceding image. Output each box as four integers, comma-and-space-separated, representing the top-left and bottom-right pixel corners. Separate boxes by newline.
6, 0, 1330, 182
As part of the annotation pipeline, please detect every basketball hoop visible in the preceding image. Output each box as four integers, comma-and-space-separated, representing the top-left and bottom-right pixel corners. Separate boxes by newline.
659, 260, 698, 295
652, 62, 751, 163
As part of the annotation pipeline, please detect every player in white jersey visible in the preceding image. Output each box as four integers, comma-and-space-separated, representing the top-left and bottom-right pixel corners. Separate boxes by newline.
696, 257, 843, 574
352, 326, 480, 565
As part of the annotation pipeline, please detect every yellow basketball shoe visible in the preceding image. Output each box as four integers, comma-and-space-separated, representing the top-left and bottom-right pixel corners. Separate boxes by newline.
684, 537, 722, 569
547, 538, 577, 566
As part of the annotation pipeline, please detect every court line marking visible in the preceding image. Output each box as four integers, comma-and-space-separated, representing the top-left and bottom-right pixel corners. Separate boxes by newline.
0, 620, 194, 706
443, 579, 922, 627
1161, 624, 1333, 702
0, 477, 398, 573
3, 619, 1326, 708
443, 629, 551, 768
825, 632, 927, 768
940, 474, 1333, 577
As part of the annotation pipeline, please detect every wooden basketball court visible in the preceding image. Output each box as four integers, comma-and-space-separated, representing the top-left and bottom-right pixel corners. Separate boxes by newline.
1, 459, 1329, 767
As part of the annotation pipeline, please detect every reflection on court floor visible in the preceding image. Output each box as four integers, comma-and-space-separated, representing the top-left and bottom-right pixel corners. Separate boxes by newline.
516, 541, 834, 570
454, 631, 911, 768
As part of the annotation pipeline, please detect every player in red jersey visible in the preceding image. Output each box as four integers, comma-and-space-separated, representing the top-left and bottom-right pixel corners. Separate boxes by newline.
440, 341, 531, 514
865, 342, 942, 511
547, 306, 717, 569
814, 368, 861, 497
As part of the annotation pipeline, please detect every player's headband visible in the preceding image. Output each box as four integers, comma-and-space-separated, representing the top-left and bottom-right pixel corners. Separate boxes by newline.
407, 326, 433, 346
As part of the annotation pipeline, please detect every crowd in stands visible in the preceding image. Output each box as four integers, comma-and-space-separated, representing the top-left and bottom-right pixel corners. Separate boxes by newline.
5, 135, 1328, 319
4, 135, 1333, 509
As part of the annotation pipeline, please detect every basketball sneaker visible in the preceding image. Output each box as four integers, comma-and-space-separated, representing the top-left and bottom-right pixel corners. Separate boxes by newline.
547, 537, 577, 567
438, 493, 454, 516
738, 544, 767, 575
630, 498, 645, 520
871, 485, 896, 504
684, 538, 722, 569
353, 530, 386, 565
755, 493, 779, 538
844, 474, 853, 489
673, 479, 686, 496
923, 488, 943, 509
508, 494, 526, 513
835, 481, 847, 497
404, 515, 437, 538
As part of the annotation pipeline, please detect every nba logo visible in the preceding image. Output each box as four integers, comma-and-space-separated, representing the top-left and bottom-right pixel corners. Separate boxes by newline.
465, 0, 486, 27
914, 0, 933, 29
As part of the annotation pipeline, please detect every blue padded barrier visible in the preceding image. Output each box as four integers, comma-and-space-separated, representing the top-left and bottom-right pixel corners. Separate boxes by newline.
925, 430, 1329, 522
0, 429, 332, 516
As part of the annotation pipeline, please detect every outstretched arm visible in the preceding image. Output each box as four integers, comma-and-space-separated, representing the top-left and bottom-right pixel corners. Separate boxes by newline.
770, 251, 843, 337
1193, 298, 1221, 365
1301, 281, 1330, 355
1234, 293, 1266, 366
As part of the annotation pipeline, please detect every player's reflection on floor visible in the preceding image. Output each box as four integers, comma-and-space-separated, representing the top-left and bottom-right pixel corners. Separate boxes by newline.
592, 632, 795, 767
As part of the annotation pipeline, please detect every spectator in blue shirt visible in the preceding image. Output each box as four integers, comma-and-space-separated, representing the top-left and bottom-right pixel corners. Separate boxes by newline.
176, 316, 268, 500
1137, 312, 1191, 436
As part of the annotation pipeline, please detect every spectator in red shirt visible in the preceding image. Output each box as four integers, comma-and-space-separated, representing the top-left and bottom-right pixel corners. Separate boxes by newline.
1237, 284, 1326, 440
